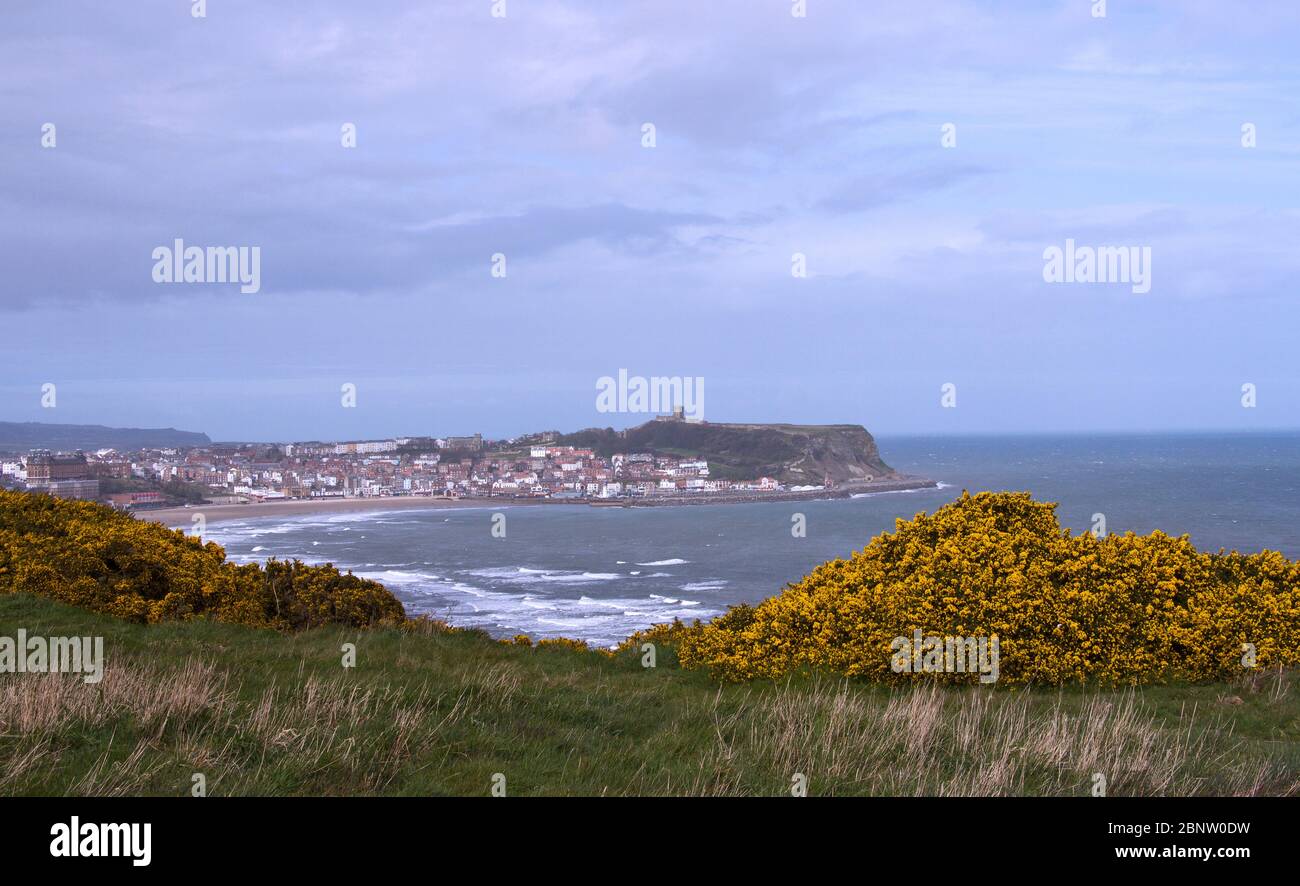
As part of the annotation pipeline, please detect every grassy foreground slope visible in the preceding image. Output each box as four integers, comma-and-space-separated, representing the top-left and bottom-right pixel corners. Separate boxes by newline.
2, 593, 1297, 796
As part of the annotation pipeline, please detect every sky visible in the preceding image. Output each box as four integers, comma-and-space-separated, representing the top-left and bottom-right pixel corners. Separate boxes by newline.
2, 0, 1298, 442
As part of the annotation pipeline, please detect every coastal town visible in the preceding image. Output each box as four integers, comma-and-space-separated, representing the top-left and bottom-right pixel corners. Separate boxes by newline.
1, 428, 794, 512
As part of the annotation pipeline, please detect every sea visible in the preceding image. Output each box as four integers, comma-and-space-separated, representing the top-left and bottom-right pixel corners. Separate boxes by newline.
191, 432, 1300, 648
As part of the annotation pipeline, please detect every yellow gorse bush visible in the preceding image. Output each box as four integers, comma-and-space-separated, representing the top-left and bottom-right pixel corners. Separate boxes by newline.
0, 489, 405, 630
660, 491, 1300, 685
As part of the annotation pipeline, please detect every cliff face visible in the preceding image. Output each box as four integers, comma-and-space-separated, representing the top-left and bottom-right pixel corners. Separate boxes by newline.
559, 421, 896, 484
750, 423, 896, 485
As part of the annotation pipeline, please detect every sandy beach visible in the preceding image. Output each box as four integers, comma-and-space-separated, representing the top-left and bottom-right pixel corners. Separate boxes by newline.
137, 495, 519, 526
136, 477, 938, 527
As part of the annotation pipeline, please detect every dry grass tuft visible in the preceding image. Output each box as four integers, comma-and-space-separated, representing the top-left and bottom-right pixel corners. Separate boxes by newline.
691, 680, 1299, 796
0, 657, 227, 736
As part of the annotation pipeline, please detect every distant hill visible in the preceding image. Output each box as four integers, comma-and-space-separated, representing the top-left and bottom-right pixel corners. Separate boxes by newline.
0, 421, 210, 453
557, 420, 897, 483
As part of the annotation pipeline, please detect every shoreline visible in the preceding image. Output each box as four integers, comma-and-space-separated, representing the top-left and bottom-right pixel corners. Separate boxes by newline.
136, 476, 940, 526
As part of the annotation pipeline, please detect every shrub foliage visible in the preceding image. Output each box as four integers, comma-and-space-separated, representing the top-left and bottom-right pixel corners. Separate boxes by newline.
663, 491, 1300, 684
0, 490, 404, 629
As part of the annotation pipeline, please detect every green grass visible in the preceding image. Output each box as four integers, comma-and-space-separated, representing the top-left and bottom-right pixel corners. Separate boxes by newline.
2, 593, 1297, 796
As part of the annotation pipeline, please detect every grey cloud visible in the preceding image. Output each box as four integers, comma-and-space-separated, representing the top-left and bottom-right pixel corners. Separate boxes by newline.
818, 164, 991, 212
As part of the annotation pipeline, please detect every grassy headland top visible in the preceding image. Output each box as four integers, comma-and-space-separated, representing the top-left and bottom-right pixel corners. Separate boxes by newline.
558, 420, 895, 483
